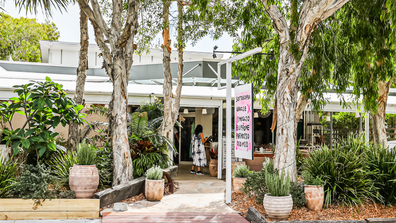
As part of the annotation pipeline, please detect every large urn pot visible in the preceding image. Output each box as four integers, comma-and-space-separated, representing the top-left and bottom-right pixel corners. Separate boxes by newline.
263, 194, 293, 221
69, 164, 99, 199
145, 179, 164, 201
304, 185, 324, 212
209, 159, 218, 177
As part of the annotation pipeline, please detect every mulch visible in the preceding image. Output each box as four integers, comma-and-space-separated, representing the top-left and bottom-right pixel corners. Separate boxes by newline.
100, 181, 180, 211
228, 191, 396, 221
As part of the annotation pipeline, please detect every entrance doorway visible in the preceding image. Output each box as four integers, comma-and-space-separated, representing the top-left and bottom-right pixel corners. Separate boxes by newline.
180, 117, 194, 162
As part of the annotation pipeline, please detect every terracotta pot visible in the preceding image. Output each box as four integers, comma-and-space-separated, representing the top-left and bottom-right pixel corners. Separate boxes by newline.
145, 179, 164, 201
209, 159, 218, 177
263, 194, 293, 221
69, 164, 99, 199
305, 185, 324, 212
233, 177, 247, 193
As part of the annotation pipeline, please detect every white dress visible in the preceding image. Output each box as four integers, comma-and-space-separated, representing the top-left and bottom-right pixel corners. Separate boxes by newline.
191, 133, 207, 167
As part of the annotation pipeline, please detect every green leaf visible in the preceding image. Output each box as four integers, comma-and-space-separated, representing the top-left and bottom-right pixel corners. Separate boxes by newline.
15, 110, 26, 116
38, 146, 46, 157
47, 142, 56, 151
45, 99, 53, 108
52, 116, 60, 127
38, 98, 45, 110
76, 105, 83, 112
22, 139, 30, 149
12, 147, 20, 156
45, 76, 51, 82
26, 129, 35, 136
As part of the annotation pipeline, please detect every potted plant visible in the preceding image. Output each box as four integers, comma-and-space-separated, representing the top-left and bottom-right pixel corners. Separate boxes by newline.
233, 164, 249, 192
69, 140, 99, 199
302, 171, 325, 212
263, 169, 292, 221
145, 166, 164, 201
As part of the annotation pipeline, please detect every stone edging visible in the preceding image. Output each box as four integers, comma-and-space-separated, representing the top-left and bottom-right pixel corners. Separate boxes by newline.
245, 207, 396, 223
95, 165, 178, 208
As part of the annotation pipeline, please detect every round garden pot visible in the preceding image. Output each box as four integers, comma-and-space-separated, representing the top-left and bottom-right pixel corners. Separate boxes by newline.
145, 179, 164, 201
69, 164, 99, 199
304, 185, 324, 212
209, 159, 218, 177
263, 194, 293, 221
232, 177, 247, 193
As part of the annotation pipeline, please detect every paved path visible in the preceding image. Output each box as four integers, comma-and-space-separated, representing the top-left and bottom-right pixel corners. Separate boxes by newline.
102, 179, 247, 222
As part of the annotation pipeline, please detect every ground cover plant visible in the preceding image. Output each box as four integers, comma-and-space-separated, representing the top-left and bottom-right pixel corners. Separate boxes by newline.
146, 166, 163, 180
233, 164, 249, 178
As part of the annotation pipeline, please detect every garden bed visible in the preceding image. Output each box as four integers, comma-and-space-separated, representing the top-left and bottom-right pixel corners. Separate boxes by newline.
0, 199, 100, 220
229, 191, 396, 221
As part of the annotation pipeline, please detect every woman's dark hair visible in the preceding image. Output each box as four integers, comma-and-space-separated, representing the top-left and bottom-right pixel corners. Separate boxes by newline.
194, 124, 203, 136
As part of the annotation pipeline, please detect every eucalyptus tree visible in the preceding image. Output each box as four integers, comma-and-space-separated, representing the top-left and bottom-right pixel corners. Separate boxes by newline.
193, 0, 351, 181
75, 0, 140, 186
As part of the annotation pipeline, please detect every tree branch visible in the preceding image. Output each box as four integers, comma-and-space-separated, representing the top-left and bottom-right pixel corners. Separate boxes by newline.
297, 0, 350, 50
261, 1, 289, 44
123, 0, 139, 71
112, 0, 123, 34
89, 0, 111, 39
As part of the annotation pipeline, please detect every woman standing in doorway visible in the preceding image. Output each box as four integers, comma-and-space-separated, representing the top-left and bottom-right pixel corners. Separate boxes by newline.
190, 124, 207, 175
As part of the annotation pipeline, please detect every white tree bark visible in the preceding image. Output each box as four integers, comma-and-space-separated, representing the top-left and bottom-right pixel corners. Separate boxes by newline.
262, 0, 350, 181
68, 4, 89, 151
373, 80, 392, 146
161, 0, 183, 141
77, 0, 138, 186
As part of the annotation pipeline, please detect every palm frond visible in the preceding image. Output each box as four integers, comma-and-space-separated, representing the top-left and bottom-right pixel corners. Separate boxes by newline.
14, 0, 70, 17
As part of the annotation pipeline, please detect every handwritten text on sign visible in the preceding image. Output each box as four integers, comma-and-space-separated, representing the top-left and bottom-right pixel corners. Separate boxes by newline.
234, 83, 254, 160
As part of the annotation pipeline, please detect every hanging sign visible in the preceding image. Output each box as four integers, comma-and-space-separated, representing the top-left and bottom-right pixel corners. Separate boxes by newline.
234, 83, 254, 160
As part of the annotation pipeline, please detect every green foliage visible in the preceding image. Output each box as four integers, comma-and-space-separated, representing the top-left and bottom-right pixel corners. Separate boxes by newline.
12, 163, 54, 199
0, 77, 85, 164
233, 164, 250, 178
265, 169, 291, 197
77, 140, 97, 165
136, 98, 164, 122
49, 150, 77, 188
129, 112, 175, 178
0, 13, 60, 62
96, 146, 113, 188
0, 158, 18, 198
290, 182, 306, 208
366, 145, 396, 205
302, 171, 324, 186
242, 169, 267, 204
302, 136, 378, 208
296, 141, 304, 174
146, 165, 163, 180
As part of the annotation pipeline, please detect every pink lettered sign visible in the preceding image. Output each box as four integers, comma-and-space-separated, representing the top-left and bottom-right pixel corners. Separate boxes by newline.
234, 83, 254, 160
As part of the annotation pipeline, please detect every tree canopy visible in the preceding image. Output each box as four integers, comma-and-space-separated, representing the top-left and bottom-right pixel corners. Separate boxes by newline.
0, 13, 59, 62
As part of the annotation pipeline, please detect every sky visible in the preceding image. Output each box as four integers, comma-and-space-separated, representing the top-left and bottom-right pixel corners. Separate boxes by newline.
2, 1, 234, 54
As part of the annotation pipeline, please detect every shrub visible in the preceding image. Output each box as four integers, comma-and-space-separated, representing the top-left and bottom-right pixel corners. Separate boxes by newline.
96, 146, 113, 188
233, 164, 250, 178
12, 163, 54, 199
302, 171, 324, 186
0, 157, 18, 198
49, 150, 77, 188
146, 166, 163, 180
290, 182, 306, 208
366, 145, 396, 205
77, 140, 97, 165
302, 136, 378, 207
242, 170, 267, 204
265, 169, 291, 196
0, 77, 85, 165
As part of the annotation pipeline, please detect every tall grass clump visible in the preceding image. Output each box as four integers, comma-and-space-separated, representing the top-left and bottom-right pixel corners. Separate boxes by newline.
302, 135, 378, 207
50, 151, 77, 187
265, 169, 291, 197
0, 158, 18, 198
366, 145, 396, 205
77, 140, 97, 165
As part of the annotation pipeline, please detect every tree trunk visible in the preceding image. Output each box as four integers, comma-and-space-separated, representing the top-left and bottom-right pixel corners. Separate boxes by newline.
295, 94, 308, 128
111, 58, 133, 186
273, 48, 299, 182
162, 0, 173, 139
372, 80, 392, 146
68, 5, 89, 151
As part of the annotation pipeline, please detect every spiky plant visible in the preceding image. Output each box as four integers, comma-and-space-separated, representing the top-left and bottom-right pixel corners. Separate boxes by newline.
146, 166, 163, 180
77, 140, 97, 165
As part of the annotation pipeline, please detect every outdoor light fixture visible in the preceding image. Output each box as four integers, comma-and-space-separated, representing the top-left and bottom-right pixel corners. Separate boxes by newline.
254, 112, 259, 118
183, 109, 189, 114
355, 111, 360, 118
212, 46, 275, 61
222, 102, 226, 109
202, 109, 207, 115
326, 112, 331, 121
